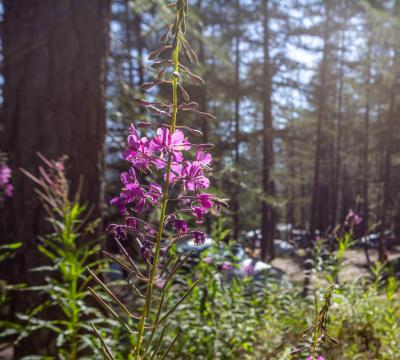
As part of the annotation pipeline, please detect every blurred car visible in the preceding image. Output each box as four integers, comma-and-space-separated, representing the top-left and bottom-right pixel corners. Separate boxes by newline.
358, 230, 397, 249
176, 237, 290, 287
243, 229, 296, 257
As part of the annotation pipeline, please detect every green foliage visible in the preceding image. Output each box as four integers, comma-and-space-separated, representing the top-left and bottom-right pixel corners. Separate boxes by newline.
157, 239, 400, 360
0, 156, 113, 359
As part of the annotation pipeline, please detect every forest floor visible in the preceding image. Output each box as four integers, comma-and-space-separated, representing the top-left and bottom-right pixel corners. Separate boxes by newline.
271, 246, 400, 284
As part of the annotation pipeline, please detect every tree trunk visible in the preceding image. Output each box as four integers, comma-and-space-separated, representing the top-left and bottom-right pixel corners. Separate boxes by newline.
1, 0, 110, 308
332, 21, 346, 227
261, 0, 275, 260
362, 41, 372, 233
232, 1, 241, 241
124, 0, 134, 88
310, 2, 330, 233
379, 90, 395, 262
134, 13, 144, 88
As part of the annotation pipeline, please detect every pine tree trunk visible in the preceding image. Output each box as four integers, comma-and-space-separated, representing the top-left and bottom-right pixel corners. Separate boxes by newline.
362, 41, 372, 233
310, 2, 330, 233
124, 0, 134, 88
261, 0, 275, 260
1, 0, 110, 315
232, 4, 241, 241
380, 90, 395, 262
332, 23, 346, 228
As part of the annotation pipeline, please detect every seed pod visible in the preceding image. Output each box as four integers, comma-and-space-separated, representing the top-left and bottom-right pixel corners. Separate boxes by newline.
178, 84, 190, 101
135, 99, 152, 107
186, 72, 205, 85
198, 143, 215, 149
140, 82, 155, 91
150, 59, 169, 69
161, 24, 173, 43
137, 122, 153, 128
181, 126, 203, 136
179, 102, 198, 110
180, 37, 198, 63
148, 45, 171, 61
157, 68, 166, 81
197, 112, 216, 120
147, 106, 169, 117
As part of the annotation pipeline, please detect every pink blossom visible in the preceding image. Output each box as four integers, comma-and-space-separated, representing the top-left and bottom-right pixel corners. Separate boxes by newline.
203, 256, 213, 264
124, 126, 152, 169
150, 128, 190, 163
174, 218, 188, 233
192, 231, 206, 245
346, 209, 363, 225
221, 262, 233, 271
147, 183, 162, 204
192, 206, 207, 223
182, 161, 210, 191
195, 149, 212, 168
0, 163, 13, 202
197, 193, 213, 209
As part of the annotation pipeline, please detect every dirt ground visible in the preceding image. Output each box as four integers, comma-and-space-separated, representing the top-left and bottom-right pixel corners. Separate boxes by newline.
271, 246, 400, 283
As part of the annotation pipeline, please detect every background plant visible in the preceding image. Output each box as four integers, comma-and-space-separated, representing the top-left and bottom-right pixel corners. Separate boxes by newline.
0, 155, 113, 359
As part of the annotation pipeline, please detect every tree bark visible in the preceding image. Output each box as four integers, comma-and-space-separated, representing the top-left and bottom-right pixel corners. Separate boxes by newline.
232, 0, 241, 241
379, 90, 395, 262
310, 2, 330, 233
362, 40, 372, 233
1, 0, 110, 303
261, 0, 275, 260
332, 20, 346, 227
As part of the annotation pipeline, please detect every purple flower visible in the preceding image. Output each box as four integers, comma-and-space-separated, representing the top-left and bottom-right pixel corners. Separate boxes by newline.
140, 240, 152, 261
150, 128, 190, 163
0, 164, 12, 185
192, 231, 206, 245
197, 193, 213, 209
147, 183, 162, 204
120, 168, 146, 211
110, 195, 127, 215
124, 126, 152, 169
221, 262, 233, 271
346, 209, 363, 225
125, 217, 137, 229
0, 163, 13, 203
192, 206, 207, 224
182, 161, 210, 191
203, 256, 213, 264
174, 218, 188, 233
106, 224, 127, 240
243, 263, 254, 276
195, 149, 212, 168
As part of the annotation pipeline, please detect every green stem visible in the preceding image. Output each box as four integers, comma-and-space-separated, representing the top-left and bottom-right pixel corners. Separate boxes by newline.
134, 39, 180, 360
311, 292, 319, 360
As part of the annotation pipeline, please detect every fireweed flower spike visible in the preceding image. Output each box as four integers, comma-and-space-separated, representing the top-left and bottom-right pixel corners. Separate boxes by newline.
89, 2, 223, 359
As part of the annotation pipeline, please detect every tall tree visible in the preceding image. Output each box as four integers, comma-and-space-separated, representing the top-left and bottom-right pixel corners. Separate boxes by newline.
310, 1, 331, 233
1, 0, 110, 299
232, 0, 241, 241
261, 0, 275, 260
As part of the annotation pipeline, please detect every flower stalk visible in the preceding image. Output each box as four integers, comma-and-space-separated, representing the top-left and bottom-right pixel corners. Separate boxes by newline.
134, 37, 180, 360
90, 1, 223, 358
